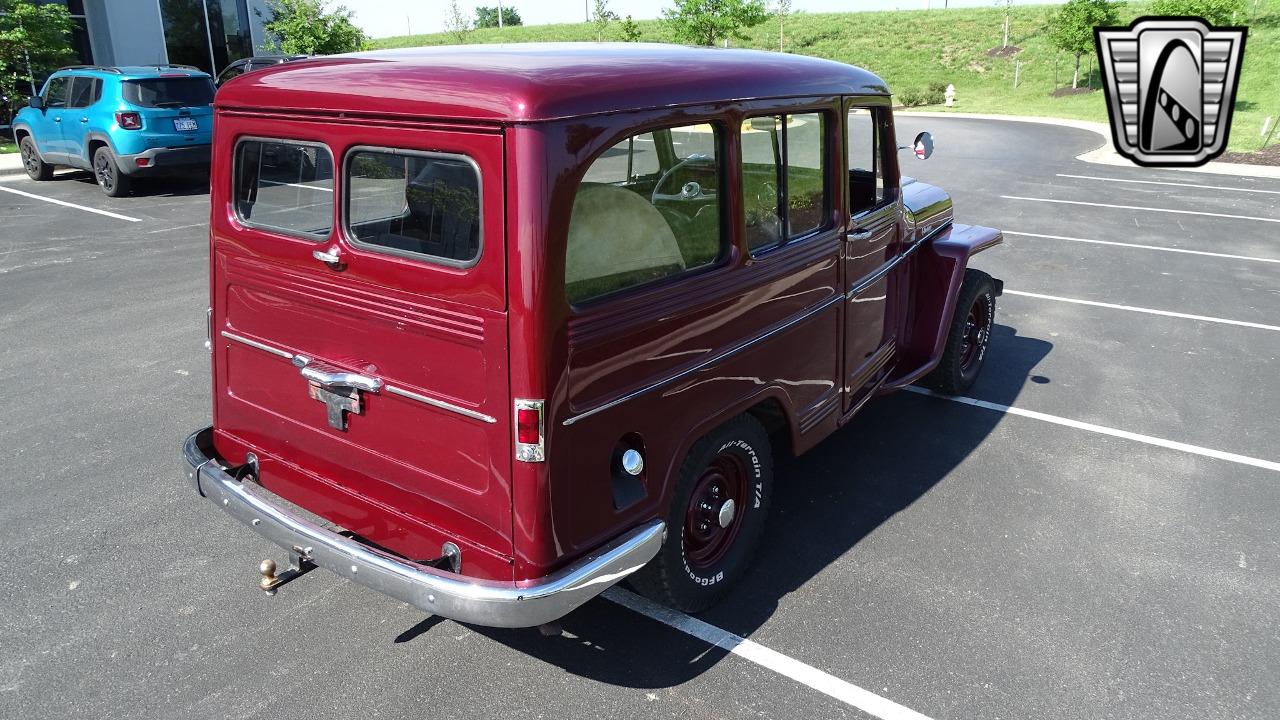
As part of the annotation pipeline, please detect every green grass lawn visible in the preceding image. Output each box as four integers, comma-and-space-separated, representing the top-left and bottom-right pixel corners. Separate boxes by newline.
371, 1, 1280, 154
0, 142, 16, 154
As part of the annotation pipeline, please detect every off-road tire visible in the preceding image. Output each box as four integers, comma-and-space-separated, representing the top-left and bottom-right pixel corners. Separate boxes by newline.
93, 146, 131, 197
630, 414, 773, 613
920, 268, 997, 395
20, 136, 53, 181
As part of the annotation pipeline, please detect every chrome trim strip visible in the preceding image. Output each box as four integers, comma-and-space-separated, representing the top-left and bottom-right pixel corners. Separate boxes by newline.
220, 331, 293, 359
563, 292, 844, 426
386, 385, 497, 424
184, 428, 662, 628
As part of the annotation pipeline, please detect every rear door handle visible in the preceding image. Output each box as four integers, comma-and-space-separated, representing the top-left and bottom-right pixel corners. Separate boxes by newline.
312, 246, 342, 267
298, 362, 382, 393
847, 228, 874, 241
80, 117, 89, 123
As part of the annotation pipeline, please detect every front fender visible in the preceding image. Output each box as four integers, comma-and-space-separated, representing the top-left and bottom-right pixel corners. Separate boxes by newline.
882, 223, 1003, 391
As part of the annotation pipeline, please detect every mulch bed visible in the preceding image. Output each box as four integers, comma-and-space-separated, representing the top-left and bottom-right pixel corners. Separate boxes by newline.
1050, 87, 1097, 97
1219, 144, 1280, 166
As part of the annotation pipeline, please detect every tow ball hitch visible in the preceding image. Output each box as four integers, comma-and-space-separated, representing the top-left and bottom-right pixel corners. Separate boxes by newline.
258, 546, 316, 595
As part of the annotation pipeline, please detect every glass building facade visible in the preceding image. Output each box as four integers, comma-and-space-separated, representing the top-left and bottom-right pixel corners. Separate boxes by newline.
40, 0, 263, 76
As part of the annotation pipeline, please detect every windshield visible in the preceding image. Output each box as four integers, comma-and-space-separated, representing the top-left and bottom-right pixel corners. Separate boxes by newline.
123, 77, 215, 108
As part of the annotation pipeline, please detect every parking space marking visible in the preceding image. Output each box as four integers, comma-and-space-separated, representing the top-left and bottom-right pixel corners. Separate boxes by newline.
1056, 173, 1280, 195
905, 387, 1280, 473
603, 588, 936, 720
1001, 196, 1280, 224
0, 185, 142, 223
1005, 289, 1280, 332
1004, 231, 1280, 264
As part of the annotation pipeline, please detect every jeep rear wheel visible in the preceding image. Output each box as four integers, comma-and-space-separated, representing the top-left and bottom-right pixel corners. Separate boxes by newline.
20, 137, 53, 181
630, 414, 773, 613
921, 268, 997, 395
93, 146, 131, 197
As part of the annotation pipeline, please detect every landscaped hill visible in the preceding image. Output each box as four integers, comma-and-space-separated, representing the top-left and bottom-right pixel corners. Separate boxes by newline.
370, 2, 1280, 154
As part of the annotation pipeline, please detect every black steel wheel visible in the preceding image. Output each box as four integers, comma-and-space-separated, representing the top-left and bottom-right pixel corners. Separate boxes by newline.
920, 268, 997, 395
630, 414, 773, 613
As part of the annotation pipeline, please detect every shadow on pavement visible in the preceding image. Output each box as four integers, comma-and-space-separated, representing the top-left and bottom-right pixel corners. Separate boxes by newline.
51, 168, 210, 197
402, 323, 1053, 687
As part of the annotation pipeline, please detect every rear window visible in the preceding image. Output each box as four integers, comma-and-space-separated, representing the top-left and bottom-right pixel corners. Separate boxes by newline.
234, 139, 334, 240
123, 77, 215, 108
344, 148, 482, 267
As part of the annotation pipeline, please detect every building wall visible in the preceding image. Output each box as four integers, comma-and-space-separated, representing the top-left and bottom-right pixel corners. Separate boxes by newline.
82, 0, 168, 67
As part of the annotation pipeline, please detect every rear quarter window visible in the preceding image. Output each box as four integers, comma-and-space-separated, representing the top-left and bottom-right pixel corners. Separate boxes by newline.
123, 77, 215, 107
344, 148, 482, 267
233, 139, 335, 240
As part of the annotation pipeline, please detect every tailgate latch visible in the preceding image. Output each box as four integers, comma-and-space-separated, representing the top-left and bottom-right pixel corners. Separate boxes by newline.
294, 356, 382, 431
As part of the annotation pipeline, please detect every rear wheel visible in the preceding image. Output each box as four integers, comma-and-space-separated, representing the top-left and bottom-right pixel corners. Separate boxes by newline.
921, 268, 997, 395
93, 146, 131, 197
20, 137, 53, 181
630, 414, 773, 613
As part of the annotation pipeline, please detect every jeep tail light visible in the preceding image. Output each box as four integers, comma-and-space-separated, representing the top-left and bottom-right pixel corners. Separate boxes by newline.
514, 399, 545, 463
116, 112, 142, 130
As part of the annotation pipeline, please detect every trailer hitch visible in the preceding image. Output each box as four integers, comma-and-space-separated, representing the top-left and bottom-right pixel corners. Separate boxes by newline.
258, 546, 316, 595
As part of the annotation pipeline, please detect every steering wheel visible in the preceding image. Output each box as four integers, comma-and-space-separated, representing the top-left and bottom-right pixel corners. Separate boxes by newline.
652, 154, 716, 203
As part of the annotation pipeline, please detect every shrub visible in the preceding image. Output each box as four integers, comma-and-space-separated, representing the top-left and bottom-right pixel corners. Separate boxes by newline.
1148, 0, 1245, 25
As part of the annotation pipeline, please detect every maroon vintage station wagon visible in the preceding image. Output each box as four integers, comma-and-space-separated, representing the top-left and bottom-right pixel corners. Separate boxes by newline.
181, 44, 1003, 628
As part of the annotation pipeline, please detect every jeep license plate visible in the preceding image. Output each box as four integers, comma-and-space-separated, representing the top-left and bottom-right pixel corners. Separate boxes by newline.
174, 117, 198, 132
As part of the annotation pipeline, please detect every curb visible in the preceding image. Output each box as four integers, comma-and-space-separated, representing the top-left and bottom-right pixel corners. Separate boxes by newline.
896, 111, 1280, 180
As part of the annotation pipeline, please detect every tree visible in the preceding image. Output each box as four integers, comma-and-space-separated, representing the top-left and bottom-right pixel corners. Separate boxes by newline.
1048, 0, 1121, 88
1149, 0, 1245, 25
663, 0, 770, 47
444, 0, 472, 43
0, 0, 74, 111
999, 0, 1011, 48
592, 0, 618, 41
260, 0, 366, 55
621, 14, 643, 42
775, 0, 791, 51
475, 5, 522, 28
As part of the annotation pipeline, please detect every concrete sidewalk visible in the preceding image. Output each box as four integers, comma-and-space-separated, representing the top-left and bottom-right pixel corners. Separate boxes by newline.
0, 151, 25, 178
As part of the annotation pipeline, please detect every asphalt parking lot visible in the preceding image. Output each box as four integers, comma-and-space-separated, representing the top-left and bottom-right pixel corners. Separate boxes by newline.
1, 116, 1277, 720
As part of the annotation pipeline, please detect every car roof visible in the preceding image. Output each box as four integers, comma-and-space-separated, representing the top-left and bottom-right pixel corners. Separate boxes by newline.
216, 43, 889, 123
55, 65, 212, 80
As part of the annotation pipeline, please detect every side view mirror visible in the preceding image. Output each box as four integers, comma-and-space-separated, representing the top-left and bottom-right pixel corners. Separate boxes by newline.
913, 131, 934, 160
28, 95, 44, 110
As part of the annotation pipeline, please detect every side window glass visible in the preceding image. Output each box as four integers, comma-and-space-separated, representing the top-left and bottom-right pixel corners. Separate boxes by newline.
234, 139, 335, 240
566, 124, 723, 305
66, 77, 95, 109
346, 149, 481, 266
741, 112, 830, 254
43, 77, 69, 108
847, 107, 885, 215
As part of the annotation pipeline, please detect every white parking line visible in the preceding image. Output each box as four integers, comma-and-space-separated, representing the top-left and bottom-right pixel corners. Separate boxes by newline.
603, 587, 935, 720
904, 387, 1280, 473
0, 184, 142, 222
1004, 289, 1280, 332
1001, 195, 1280, 224
1004, 230, 1280, 264
1056, 173, 1280, 195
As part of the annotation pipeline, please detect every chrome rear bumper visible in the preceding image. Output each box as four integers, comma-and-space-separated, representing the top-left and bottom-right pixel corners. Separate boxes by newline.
182, 427, 664, 628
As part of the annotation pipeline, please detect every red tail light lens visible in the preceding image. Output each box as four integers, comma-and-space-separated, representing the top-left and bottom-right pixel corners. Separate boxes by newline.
516, 409, 539, 444
514, 399, 545, 463
115, 112, 142, 130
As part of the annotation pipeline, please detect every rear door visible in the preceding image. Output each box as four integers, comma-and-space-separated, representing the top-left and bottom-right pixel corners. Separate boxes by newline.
122, 76, 215, 146
61, 76, 100, 161
211, 117, 512, 557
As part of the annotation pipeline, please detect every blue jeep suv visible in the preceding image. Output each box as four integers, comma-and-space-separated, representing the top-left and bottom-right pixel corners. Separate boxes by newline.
14, 65, 215, 196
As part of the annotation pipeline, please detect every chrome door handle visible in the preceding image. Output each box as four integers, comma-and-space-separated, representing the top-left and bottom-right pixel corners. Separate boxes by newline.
80, 117, 89, 123
848, 228, 874, 241
53, 117, 61, 123
312, 246, 342, 266
299, 363, 382, 393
